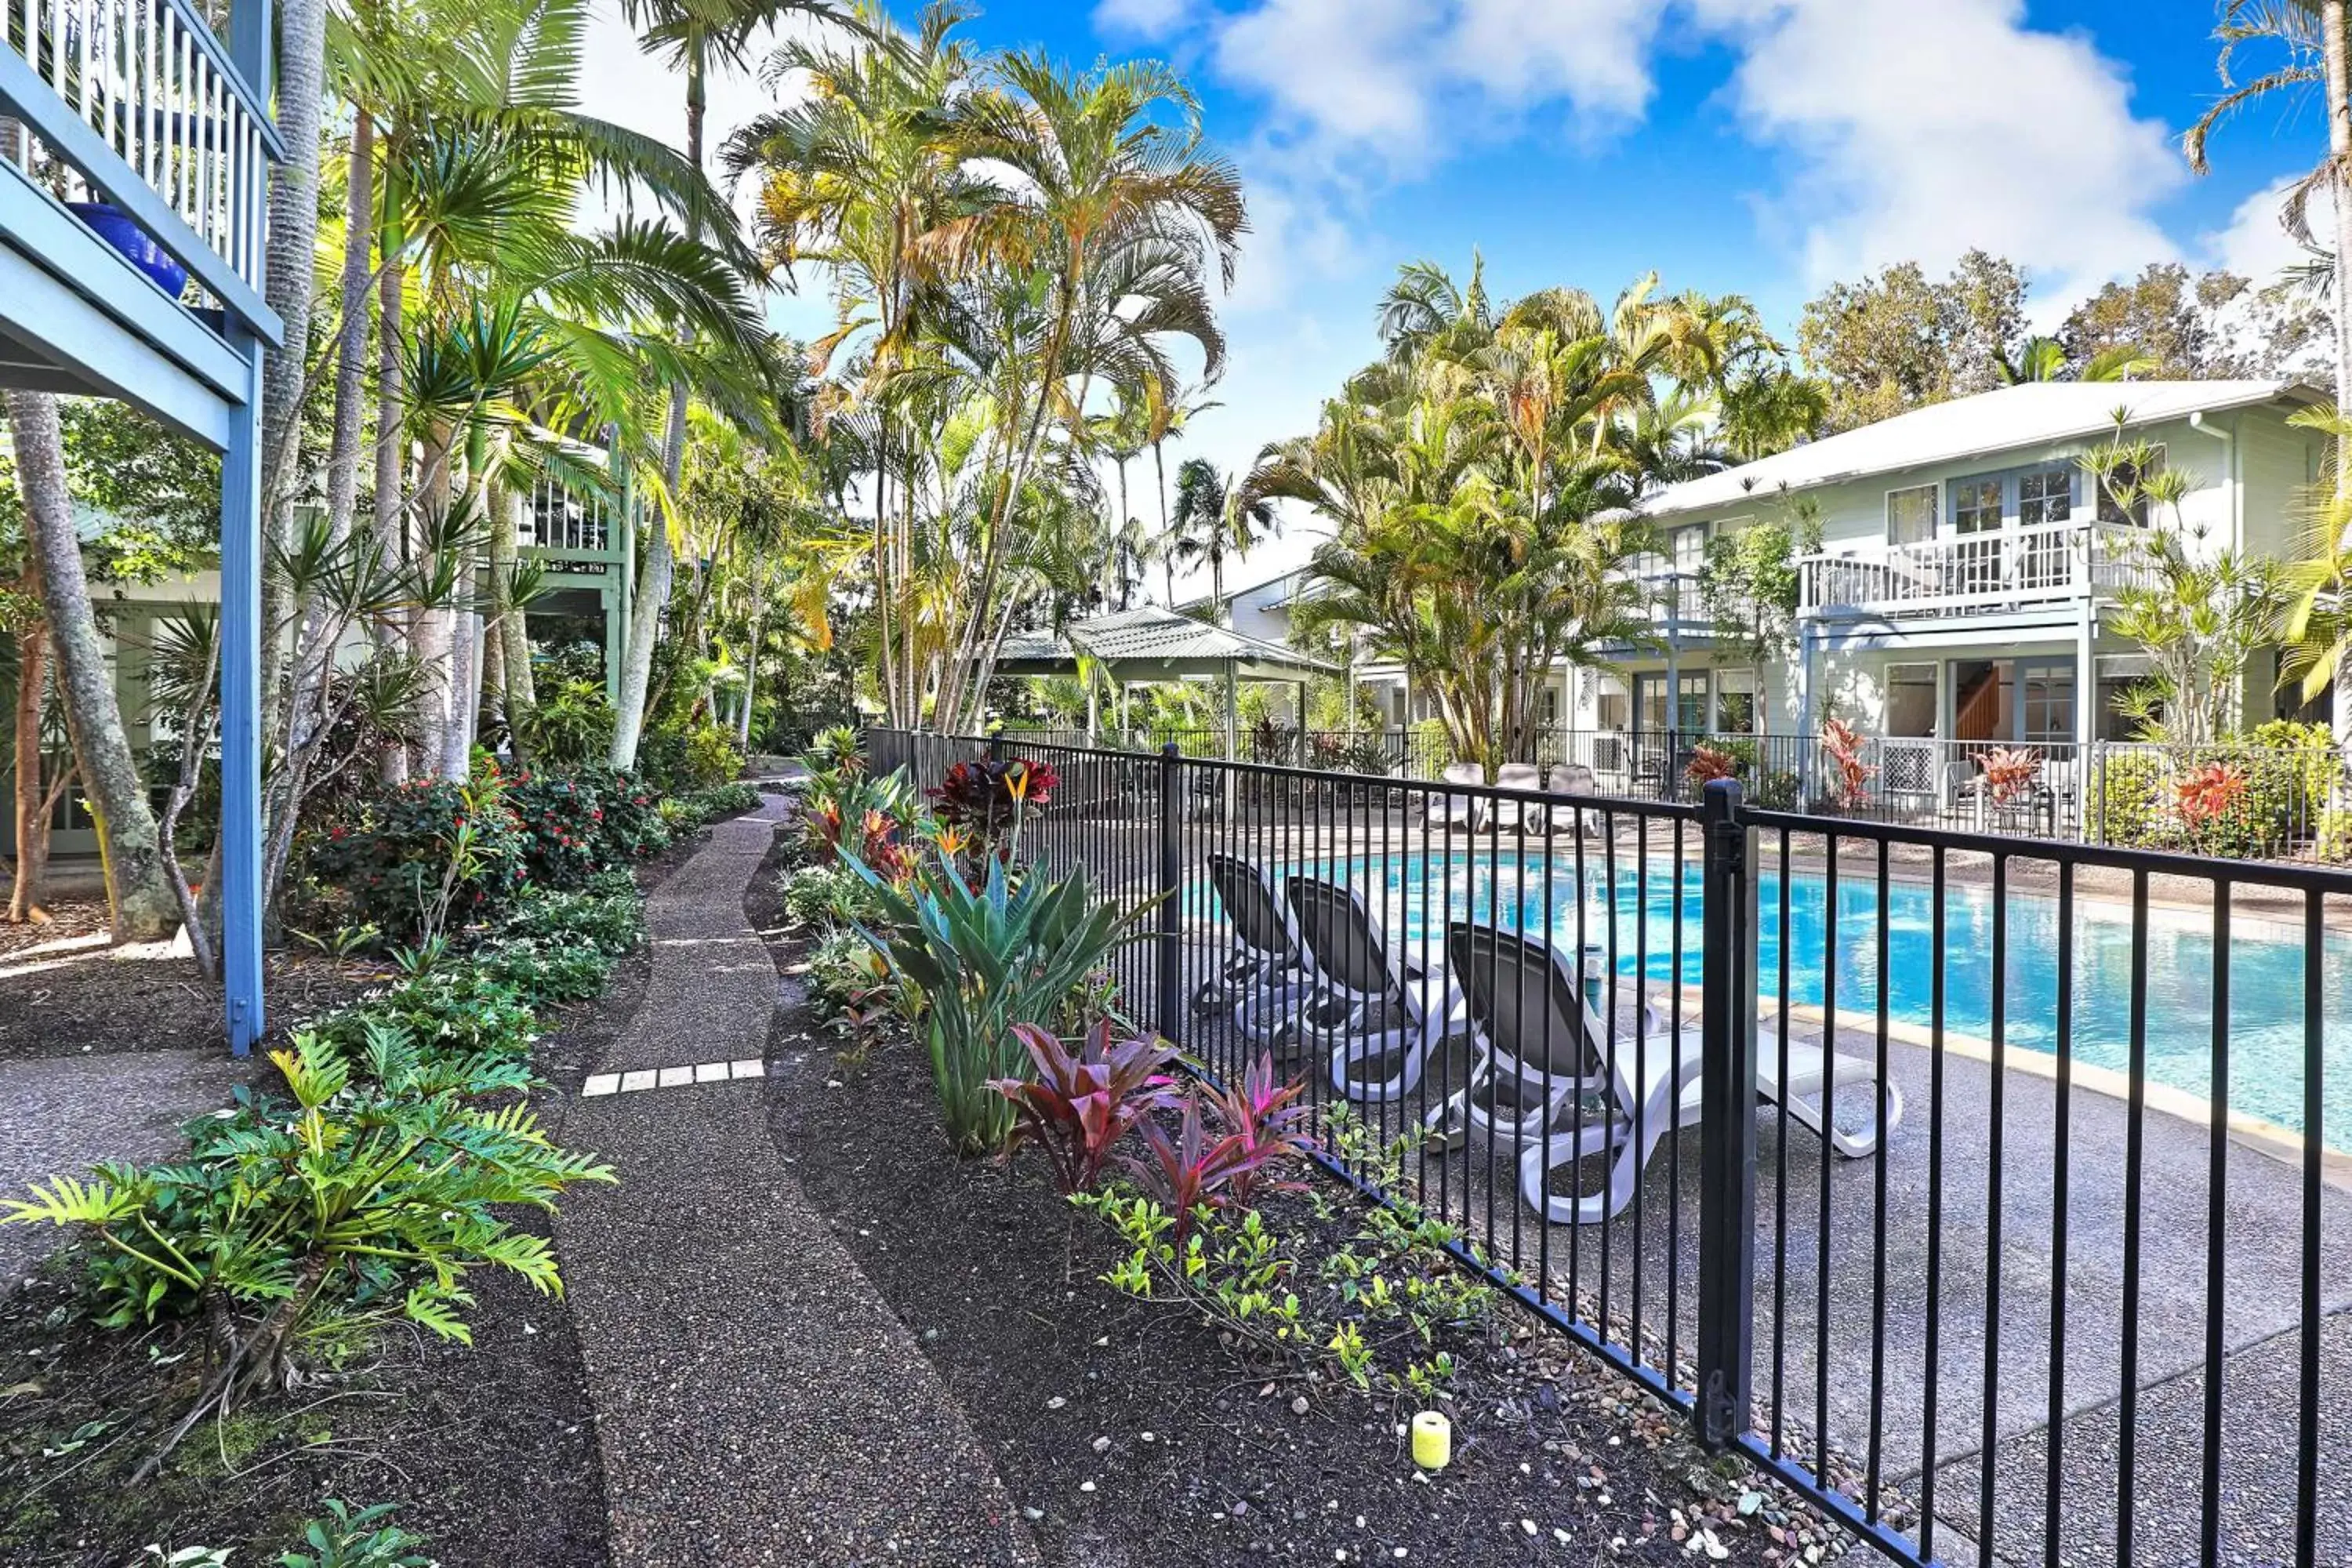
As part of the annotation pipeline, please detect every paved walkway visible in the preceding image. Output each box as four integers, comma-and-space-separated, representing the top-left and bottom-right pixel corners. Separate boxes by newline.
557, 793, 1038, 1568
0, 1048, 256, 1289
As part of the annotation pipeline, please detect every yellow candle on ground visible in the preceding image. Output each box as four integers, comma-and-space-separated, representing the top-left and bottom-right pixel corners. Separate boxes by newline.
1410, 1410, 1450, 1470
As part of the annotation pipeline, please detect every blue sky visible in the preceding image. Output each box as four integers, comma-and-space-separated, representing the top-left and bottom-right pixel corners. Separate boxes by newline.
580, 0, 2332, 592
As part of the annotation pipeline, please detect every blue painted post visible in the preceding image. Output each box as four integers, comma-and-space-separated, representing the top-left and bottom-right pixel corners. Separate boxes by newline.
221, 0, 272, 1054
218, 334, 265, 1054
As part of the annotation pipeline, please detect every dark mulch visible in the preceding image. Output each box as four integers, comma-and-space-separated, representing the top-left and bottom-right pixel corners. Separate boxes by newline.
0, 903, 382, 1065
746, 837, 1852, 1567
0, 833, 718, 1566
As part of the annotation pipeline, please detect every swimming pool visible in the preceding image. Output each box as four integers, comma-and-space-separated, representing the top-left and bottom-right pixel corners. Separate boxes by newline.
1264, 854, 2352, 1144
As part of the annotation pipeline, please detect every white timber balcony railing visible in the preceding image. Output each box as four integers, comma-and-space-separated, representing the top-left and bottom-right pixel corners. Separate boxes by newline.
4, 0, 279, 332
1798, 521, 2155, 619
521, 470, 617, 557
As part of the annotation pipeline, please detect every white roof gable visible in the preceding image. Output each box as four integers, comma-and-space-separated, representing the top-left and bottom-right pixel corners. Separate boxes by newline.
1642, 380, 2318, 522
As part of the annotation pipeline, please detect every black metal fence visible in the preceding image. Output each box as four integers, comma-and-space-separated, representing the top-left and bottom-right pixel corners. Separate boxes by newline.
865, 726, 2352, 1568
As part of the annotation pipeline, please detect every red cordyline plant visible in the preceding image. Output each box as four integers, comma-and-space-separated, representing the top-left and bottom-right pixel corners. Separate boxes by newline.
1820, 718, 1876, 810
811, 802, 914, 885
987, 1020, 1181, 1195
1977, 746, 2044, 804
1684, 745, 1738, 787
2175, 760, 2248, 830
931, 757, 1058, 866
1127, 1053, 1314, 1247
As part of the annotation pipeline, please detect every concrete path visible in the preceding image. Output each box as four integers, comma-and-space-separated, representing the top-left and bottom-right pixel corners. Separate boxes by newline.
0, 1048, 257, 1289
557, 794, 1038, 1568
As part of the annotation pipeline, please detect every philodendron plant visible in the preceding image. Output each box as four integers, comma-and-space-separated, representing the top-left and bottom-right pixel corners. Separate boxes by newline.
845, 844, 1152, 1155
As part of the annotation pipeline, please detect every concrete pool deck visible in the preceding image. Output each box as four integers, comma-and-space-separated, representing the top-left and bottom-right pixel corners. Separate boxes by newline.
1233, 1002, 2352, 1568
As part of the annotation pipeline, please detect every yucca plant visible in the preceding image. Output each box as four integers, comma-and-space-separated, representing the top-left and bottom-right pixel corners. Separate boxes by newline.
846, 846, 1153, 1155
2, 1023, 614, 1475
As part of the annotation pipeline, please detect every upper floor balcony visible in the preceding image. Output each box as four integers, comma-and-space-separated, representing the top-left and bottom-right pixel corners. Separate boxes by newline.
4, 0, 281, 440
1798, 521, 2155, 622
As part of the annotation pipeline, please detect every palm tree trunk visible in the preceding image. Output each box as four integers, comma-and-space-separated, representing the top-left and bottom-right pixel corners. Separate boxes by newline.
324, 113, 374, 550
610, 53, 706, 769
374, 184, 410, 782
488, 481, 534, 750
5, 392, 176, 940
10, 557, 50, 923
1154, 438, 1172, 604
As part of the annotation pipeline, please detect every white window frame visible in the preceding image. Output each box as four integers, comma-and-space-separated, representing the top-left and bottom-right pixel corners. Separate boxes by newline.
1885, 481, 1939, 545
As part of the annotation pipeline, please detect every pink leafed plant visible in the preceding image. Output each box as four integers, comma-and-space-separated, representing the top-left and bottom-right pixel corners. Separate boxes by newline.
988, 1020, 1181, 1196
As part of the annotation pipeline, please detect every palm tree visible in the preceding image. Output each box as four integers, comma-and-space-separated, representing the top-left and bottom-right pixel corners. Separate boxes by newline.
1167, 458, 1275, 622
608, 0, 859, 769
1995, 336, 2155, 383
923, 49, 1245, 731
1150, 384, 1218, 604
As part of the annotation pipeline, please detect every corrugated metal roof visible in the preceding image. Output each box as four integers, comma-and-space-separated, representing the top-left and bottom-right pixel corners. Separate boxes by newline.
996, 605, 1338, 677
1641, 379, 2320, 521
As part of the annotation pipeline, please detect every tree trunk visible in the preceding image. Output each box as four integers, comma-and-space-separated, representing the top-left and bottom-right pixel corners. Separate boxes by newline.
9, 555, 51, 923
487, 481, 534, 753
324, 113, 374, 550
374, 188, 409, 782
5, 392, 176, 939
609, 60, 703, 770
1154, 440, 1172, 605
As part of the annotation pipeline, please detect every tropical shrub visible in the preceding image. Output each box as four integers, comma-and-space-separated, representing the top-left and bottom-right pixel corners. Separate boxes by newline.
278, 1499, 434, 1568
504, 769, 608, 889
678, 781, 763, 825
2320, 808, 2352, 864
805, 724, 865, 775
308, 966, 539, 1063
295, 774, 528, 945
2094, 748, 2172, 848
1978, 746, 2044, 804
1819, 717, 1875, 811
1, 1029, 612, 1446
474, 936, 613, 1005
1127, 1054, 1312, 1244
1683, 744, 1737, 788
928, 757, 1058, 864
988, 1021, 1179, 1195
572, 768, 669, 861
782, 862, 886, 929
501, 885, 645, 956
516, 677, 617, 771
846, 849, 1147, 1154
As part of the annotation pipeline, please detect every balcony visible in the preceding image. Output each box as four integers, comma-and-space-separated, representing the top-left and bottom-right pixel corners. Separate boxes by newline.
3, 0, 281, 439
1798, 521, 2153, 620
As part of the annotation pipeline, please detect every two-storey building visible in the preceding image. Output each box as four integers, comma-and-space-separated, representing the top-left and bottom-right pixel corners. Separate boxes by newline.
1570, 379, 2329, 808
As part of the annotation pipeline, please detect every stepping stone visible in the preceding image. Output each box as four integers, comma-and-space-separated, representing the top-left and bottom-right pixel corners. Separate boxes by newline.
656, 1065, 693, 1088
693, 1062, 728, 1083
582, 1073, 621, 1098
730, 1058, 764, 1079
619, 1070, 656, 1093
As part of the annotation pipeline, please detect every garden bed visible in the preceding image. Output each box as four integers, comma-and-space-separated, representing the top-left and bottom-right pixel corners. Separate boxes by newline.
748, 838, 1851, 1566
0, 822, 718, 1566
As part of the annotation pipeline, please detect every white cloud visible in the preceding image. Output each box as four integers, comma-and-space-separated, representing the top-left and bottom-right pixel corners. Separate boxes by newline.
1093, 0, 1195, 40
2206, 172, 2332, 286
1192, 0, 2184, 310
1692, 0, 2183, 302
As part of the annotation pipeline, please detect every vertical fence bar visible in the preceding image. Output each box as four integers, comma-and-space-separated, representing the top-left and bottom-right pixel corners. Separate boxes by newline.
1155, 742, 1181, 1047
1697, 778, 1756, 1448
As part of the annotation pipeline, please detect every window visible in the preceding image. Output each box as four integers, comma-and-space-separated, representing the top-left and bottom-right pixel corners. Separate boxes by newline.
2018, 465, 2073, 526
1671, 524, 1707, 575
1884, 663, 1937, 738
1596, 682, 1631, 733
2095, 445, 2165, 525
1715, 667, 1755, 734
2019, 662, 2076, 741
1951, 476, 2003, 535
1886, 483, 1937, 546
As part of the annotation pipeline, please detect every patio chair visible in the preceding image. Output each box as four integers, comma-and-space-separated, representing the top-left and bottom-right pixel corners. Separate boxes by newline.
1425, 762, 1488, 833
1489, 762, 1544, 833
1444, 922, 1903, 1225
1191, 853, 1327, 1048
1283, 874, 1466, 1105
1540, 763, 1602, 837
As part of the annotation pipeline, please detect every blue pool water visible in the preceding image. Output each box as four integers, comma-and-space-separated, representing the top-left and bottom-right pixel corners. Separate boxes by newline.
1260, 855, 2352, 1143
